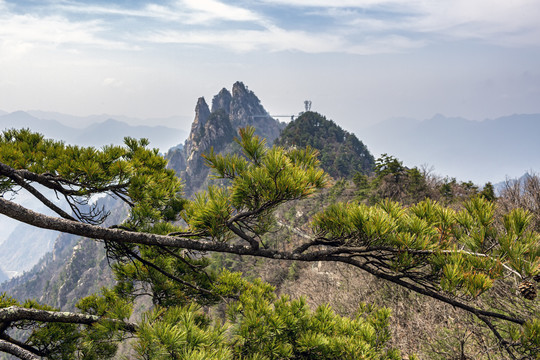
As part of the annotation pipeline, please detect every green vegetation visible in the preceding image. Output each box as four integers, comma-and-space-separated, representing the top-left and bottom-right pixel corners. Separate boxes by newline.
354, 153, 494, 206
275, 111, 375, 178
0, 127, 538, 359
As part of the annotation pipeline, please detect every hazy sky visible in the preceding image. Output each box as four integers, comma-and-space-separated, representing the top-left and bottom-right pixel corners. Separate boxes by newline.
1, 0, 540, 132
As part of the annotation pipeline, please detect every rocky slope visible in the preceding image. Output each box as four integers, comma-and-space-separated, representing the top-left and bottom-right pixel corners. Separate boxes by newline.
0, 196, 124, 310
165, 81, 285, 196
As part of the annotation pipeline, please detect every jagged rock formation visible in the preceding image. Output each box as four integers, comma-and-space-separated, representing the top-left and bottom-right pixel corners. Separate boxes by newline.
166, 82, 285, 196
211, 88, 232, 113
275, 111, 375, 178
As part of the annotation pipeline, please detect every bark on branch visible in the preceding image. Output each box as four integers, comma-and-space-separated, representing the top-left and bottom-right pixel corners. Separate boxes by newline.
0, 340, 39, 360
0, 306, 137, 332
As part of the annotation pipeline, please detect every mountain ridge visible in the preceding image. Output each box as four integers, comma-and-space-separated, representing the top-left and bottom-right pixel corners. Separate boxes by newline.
276, 111, 375, 178
0, 111, 187, 152
361, 113, 540, 184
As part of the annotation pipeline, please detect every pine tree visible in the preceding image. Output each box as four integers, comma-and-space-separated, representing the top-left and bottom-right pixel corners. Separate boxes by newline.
0, 127, 538, 359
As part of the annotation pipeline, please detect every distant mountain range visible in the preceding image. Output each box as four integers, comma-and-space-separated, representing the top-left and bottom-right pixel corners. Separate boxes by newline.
0, 111, 187, 152
360, 113, 540, 184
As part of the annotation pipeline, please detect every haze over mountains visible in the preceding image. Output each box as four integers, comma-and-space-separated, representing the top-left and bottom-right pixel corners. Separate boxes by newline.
361, 113, 540, 184
2, 104, 538, 186
0, 110, 187, 152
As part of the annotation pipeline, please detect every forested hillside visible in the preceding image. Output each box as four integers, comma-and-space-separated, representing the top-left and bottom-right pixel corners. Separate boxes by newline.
275, 111, 375, 178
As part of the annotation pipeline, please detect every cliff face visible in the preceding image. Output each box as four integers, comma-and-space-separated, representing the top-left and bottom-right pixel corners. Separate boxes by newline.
166, 82, 285, 196
211, 88, 232, 114
0, 196, 124, 310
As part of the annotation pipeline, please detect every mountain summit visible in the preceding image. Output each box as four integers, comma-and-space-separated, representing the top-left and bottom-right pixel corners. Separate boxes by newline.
166, 82, 285, 196
276, 111, 375, 178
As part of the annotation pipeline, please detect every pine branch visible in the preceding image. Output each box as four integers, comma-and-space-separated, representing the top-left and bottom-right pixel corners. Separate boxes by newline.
0, 306, 137, 332
0, 339, 40, 360
477, 315, 517, 360
0, 195, 530, 355
121, 246, 217, 298
0, 162, 128, 197
0, 334, 46, 358
8, 174, 76, 221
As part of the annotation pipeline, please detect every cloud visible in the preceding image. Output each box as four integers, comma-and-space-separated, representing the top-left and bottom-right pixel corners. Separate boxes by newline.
57, 2, 185, 22
0, 11, 132, 56
1, 0, 539, 58
102, 78, 124, 88
412, 0, 540, 46
261, 0, 401, 6
57, 0, 263, 25
179, 0, 262, 24
141, 25, 422, 54
264, 0, 540, 47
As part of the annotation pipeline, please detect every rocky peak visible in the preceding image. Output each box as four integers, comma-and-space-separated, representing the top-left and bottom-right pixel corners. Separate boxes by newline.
230, 81, 267, 129
190, 97, 211, 134
231, 81, 248, 97
211, 88, 232, 114
166, 82, 285, 196
183, 97, 210, 162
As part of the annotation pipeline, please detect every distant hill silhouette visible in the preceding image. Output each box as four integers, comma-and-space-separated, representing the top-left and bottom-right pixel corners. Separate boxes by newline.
361, 113, 540, 184
0, 111, 187, 152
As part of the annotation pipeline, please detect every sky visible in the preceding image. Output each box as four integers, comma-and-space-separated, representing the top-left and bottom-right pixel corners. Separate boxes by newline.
1, 0, 540, 133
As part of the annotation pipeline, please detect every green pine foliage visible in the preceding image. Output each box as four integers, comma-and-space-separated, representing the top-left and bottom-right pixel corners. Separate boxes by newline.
227, 271, 403, 360
313, 196, 540, 298
123, 270, 407, 360
186, 127, 328, 241
0, 128, 183, 226
0, 127, 538, 359
0, 290, 132, 359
